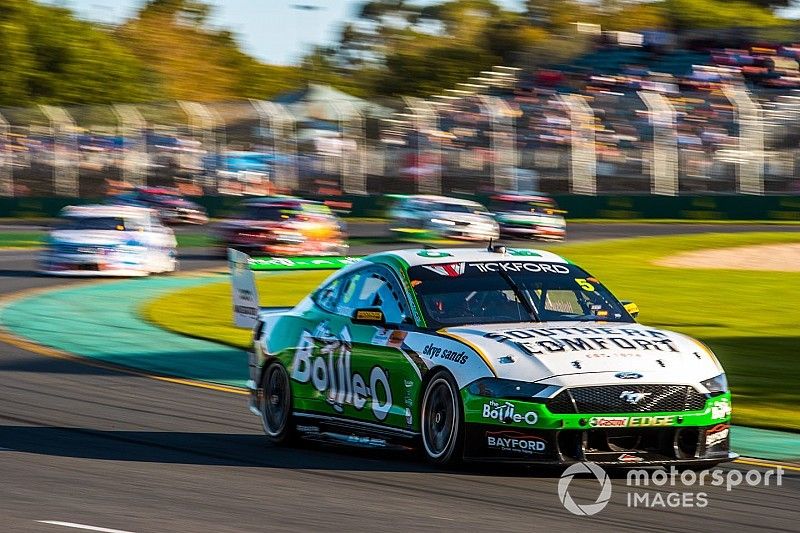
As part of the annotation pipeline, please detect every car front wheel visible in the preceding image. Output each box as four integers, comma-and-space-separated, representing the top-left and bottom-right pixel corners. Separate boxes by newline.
420, 371, 464, 465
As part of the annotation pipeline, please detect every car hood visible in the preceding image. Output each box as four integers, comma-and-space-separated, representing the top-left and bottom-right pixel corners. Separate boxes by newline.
441, 321, 722, 386
48, 230, 132, 246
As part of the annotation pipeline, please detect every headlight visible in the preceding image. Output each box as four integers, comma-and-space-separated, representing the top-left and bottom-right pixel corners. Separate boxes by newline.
430, 218, 456, 226
467, 378, 553, 401
701, 373, 728, 396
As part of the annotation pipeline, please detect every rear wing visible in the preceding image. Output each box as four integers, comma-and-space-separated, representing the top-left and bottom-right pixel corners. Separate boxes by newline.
228, 249, 361, 328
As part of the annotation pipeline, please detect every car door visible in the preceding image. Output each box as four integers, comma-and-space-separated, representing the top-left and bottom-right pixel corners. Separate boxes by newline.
336, 264, 420, 431
295, 265, 419, 430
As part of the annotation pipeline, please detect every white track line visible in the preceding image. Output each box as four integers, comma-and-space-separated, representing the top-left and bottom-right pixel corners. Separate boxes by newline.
36, 521, 135, 533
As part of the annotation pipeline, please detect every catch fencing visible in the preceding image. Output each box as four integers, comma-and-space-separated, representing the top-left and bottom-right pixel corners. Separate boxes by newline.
0, 81, 797, 199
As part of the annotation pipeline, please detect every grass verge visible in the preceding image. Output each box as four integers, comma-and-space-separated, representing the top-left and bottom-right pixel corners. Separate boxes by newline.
142, 231, 800, 431
0, 230, 215, 249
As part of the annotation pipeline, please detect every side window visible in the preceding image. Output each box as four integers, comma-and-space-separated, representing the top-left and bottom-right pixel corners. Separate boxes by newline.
326, 266, 412, 325
316, 278, 342, 313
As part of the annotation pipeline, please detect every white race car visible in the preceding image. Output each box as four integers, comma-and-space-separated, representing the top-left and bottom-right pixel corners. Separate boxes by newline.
388, 195, 499, 242
39, 205, 178, 277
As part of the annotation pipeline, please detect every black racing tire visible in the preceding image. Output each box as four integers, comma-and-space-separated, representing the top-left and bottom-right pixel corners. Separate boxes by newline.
260, 361, 296, 445
420, 370, 464, 465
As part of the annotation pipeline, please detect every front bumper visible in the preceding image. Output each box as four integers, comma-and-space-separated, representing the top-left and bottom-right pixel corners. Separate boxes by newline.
440, 227, 499, 241
462, 392, 734, 465
224, 240, 345, 257
39, 253, 150, 277
500, 225, 565, 240
463, 423, 734, 465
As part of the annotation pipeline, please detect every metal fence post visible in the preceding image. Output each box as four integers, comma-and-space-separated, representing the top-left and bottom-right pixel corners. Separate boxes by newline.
559, 94, 597, 195
40, 105, 79, 197
112, 104, 147, 189
249, 100, 298, 192
722, 85, 764, 195
403, 96, 442, 195
477, 95, 517, 192
335, 100, 367, 195
179, 101, 218, 192
0, 112, 11, 197
638, 91, 678, 196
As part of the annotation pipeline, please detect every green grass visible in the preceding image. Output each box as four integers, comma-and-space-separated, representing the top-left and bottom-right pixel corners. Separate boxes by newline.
142, 231, 800, 431
567, 219, 800, 225
0, 230, 214, 249
0, 231, 46, 249
142, 270, 331, 348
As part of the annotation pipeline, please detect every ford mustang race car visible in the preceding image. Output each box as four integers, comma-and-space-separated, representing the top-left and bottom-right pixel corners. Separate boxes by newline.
489, 194, 566, 241
40, 205, 178, 276
218, 197, 347, 257
388, 195, 500, 242
111, 187, 209, 225
230, 246, 734, 467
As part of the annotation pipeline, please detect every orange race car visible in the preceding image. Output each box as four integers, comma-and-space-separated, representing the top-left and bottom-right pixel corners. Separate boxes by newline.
217, 197, 348, 257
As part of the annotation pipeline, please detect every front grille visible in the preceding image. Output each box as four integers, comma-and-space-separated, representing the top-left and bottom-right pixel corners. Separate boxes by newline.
547, 385, 707, 414
53, 244, 109, 255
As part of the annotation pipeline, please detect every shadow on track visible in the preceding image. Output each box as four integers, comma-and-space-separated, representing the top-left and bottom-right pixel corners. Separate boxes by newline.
0, 424, 573, 477
0, 270, 41, 278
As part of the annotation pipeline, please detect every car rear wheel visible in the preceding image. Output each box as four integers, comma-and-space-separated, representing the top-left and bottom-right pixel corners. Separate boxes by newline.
260, 361, 295, 444
420, 371, 464, 465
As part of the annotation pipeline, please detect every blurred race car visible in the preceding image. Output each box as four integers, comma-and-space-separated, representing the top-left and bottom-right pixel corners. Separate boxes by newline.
230, 245, 734, 467
388, 195, 499, 241
489, 194, 566, 241
111, 187, 208, 225
217, 197, 348, 257
39, 205, 178, 276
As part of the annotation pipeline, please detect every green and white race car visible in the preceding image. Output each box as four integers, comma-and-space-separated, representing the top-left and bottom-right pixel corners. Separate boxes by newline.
230, 246, 734, 467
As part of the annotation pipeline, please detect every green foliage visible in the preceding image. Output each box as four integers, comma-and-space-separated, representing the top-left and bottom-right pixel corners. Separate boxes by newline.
0, 1, 151, 106
0, 0, 794, 106
382, 44, 497, 96
664, 0, 786, 30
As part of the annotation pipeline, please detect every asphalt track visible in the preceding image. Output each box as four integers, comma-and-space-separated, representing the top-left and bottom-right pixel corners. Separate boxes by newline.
0, 224, 798, 532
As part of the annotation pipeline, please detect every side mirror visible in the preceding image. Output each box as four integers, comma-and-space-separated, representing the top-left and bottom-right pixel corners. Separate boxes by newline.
622, 301, 639, 319
352, 307, 387, 327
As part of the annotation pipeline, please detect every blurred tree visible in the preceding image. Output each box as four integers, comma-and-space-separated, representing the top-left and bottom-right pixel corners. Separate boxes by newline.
118, 0, 306, 102
664, 0, 785, 30
0, 1, 151, 106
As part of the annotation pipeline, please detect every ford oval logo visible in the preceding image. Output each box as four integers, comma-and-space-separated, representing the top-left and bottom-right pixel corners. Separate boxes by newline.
615, 372, 643, 380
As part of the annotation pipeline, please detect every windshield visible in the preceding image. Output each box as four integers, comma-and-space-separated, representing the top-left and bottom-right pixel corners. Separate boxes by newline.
409, 261, 632, 328
494, 200, 556, 213
435, 202, 489, 215
57, 216, 135, 231
241, 205, 295, 221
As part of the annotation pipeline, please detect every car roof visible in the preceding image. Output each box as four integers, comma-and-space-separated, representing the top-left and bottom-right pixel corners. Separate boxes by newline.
242, 196, 320, 207
402, 195, 483, 207
371, 247, 569, 268
491, 193, 554, 202
61, 204, 153, 218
